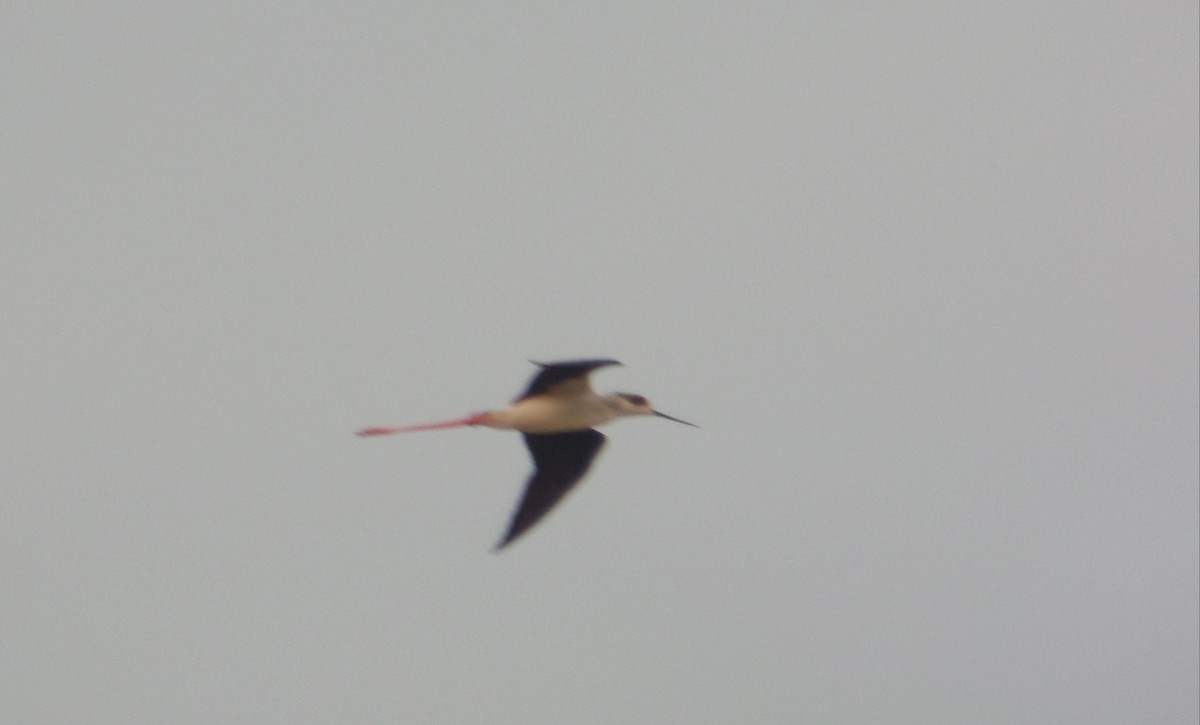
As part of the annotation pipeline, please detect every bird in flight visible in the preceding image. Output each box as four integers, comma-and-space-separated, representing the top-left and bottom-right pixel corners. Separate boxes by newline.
357, 359, 697, 550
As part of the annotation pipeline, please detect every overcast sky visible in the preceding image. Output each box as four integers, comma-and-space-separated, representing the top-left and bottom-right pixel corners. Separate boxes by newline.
2, 3, 1197, 724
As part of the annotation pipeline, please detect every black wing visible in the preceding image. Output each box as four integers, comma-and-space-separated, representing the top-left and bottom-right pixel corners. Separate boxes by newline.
515, 359, 622, 401
494, 429, 607, 550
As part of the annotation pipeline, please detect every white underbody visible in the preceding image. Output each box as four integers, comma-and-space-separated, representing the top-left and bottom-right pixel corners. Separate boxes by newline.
480, 395, 620, 434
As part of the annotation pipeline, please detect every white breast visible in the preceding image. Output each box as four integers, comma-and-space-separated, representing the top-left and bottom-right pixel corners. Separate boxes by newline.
484, 395, 617, 433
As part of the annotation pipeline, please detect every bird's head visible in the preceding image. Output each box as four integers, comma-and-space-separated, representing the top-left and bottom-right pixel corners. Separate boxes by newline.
611, 393, 699, 427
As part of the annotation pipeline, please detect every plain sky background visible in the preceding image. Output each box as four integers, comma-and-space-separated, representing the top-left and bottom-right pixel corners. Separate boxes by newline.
2, 3, 1197, 723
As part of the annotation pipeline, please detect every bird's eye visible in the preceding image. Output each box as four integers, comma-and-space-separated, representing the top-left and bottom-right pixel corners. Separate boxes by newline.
623, 394, 648, 406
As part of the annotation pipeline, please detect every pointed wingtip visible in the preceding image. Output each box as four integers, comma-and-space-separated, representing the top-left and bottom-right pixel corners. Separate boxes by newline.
528, 358, 622, 368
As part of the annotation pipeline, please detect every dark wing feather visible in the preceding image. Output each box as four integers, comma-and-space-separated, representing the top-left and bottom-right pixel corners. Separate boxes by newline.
516, 359, 622, 401
494, 429, 606, 550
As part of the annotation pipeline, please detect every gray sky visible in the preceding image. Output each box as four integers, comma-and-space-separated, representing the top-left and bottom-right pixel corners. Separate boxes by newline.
2, 3, 1197, 723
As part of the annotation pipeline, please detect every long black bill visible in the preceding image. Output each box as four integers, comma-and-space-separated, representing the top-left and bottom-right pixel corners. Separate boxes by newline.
653, 410, 700, 428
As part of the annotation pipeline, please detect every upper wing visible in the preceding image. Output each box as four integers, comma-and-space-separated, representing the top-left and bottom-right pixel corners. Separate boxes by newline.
493, 429, 606, 550
515, 359, 622, 401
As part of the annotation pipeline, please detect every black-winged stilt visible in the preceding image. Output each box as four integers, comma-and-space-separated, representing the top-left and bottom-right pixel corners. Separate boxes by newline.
358, 359, 696, 550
